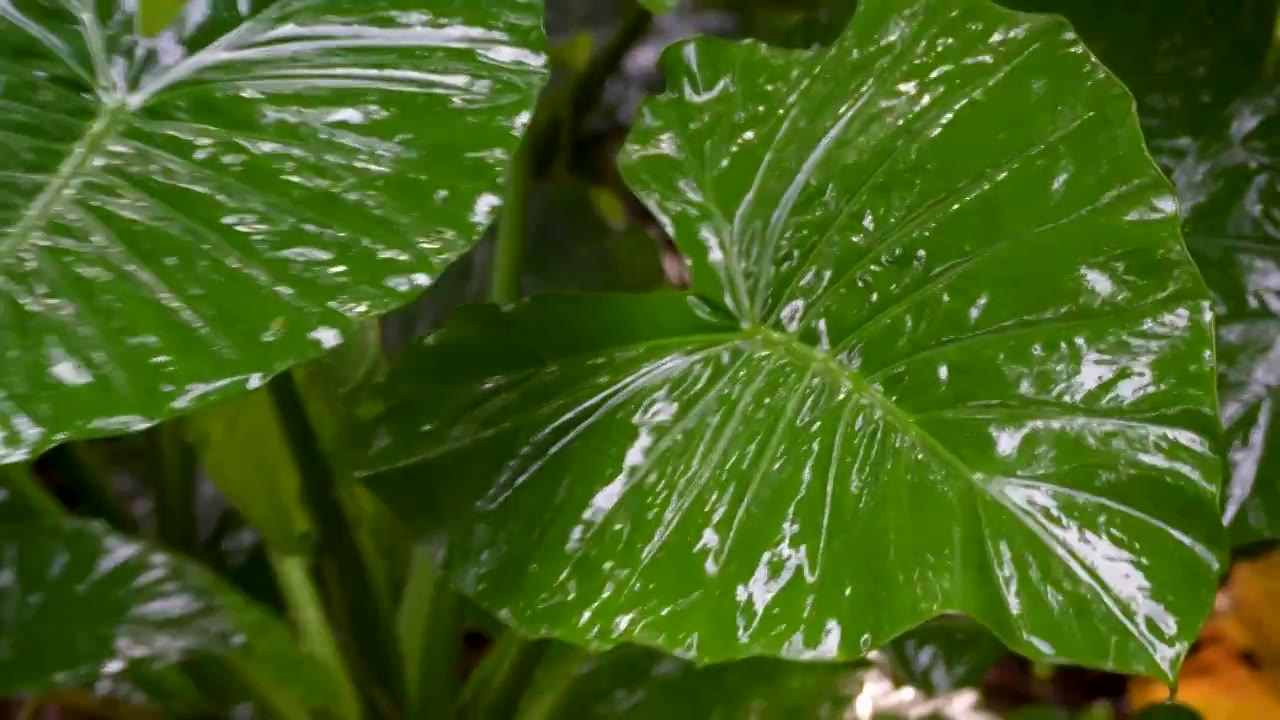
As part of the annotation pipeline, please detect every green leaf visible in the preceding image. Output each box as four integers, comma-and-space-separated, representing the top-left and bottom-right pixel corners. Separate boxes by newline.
882, 616, 1005, 695
996, 3, 1280, 552
357, 0, 1223, 681
1171, 85, 1280, 547
0, 0, 545, 465
551, 644, 867, 719
0, 519, 332, 707
999, 0, 1277, 141
188, 389, 312, 553
138, 0, 188, 36
72, 663, 210, 715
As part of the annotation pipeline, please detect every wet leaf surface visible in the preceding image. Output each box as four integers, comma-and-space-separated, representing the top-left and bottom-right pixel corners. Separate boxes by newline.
0, 519, 332, 706
0, 0, 545, 464
1130, 551, 1280, 720
1164, 86, 1280, 547
998, 0, 1276, 142
1002, 0, 1280, 551
883, 616, 1005, 696
551, 643, 866, 719
354, 0, 1224, 680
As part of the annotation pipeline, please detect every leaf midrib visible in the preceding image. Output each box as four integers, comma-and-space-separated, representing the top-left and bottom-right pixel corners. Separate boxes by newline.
0, 102, 128, 261
752, 326, 981, 487
754, 326, 1183, 674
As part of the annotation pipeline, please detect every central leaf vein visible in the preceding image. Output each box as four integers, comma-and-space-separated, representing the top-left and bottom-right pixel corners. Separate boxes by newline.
1, 103, 128, 262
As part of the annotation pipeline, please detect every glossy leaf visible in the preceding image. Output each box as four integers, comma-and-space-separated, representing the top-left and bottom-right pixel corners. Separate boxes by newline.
996, 2, 1280, 550
357, 0, 1223, 680
0, 0, 545, 464
882, 616, 1005, 695
0, 519, 332, 706
1170, 86, 1280, 547
999, 0, 1276, 141
550, 643, 866, 719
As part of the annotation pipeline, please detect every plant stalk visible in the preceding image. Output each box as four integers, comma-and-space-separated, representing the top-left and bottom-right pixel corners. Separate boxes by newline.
489, 5, 652, 305
490, 132, 534, 305
267, 370, 403, 716
457, 634, 549, 720
225, 654, 311, 720
399, 542, 462, 717
268, 551, 363, 720
1, 464, 63, 520
148, 422, 198, 554
513, 643, 588, 720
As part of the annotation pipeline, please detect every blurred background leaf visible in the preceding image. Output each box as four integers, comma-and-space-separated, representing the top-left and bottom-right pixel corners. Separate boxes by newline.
0, 519, 334, 714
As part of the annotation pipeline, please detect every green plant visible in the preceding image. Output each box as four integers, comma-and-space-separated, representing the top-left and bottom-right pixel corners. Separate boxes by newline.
0, 0, 1273, 718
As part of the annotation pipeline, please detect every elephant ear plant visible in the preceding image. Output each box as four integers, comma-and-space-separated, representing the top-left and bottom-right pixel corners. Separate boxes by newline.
0, 0, 1236, 718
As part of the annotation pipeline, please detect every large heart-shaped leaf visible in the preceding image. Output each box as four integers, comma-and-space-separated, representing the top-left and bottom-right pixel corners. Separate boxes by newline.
0, 519, 332, 706
1168, 86, 1280, 547
356, 0, 1223, 680
0, 0, 545, 464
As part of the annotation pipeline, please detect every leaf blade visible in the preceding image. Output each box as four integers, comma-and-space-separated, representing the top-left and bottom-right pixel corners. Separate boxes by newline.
1170, 86, 1280, 547
358, 0, 1223, 681
0, 519, 333, 707
0, 0, 545, 463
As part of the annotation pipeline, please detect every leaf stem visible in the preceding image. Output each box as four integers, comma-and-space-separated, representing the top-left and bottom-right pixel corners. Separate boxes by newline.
267, 370, 403, 715
513, 643, 588, 720
147, 422, 198, 554
268, 551, 363, 720
457, 634, 549, 720
490, 133, 533, 305
1, 464, 64, 520
489, 7, 652, 305
398, 542, 462, 716
225, 653, 312, 720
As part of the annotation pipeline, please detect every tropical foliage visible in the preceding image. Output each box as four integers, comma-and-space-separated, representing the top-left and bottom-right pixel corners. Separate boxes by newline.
1, 0, 1276, 717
